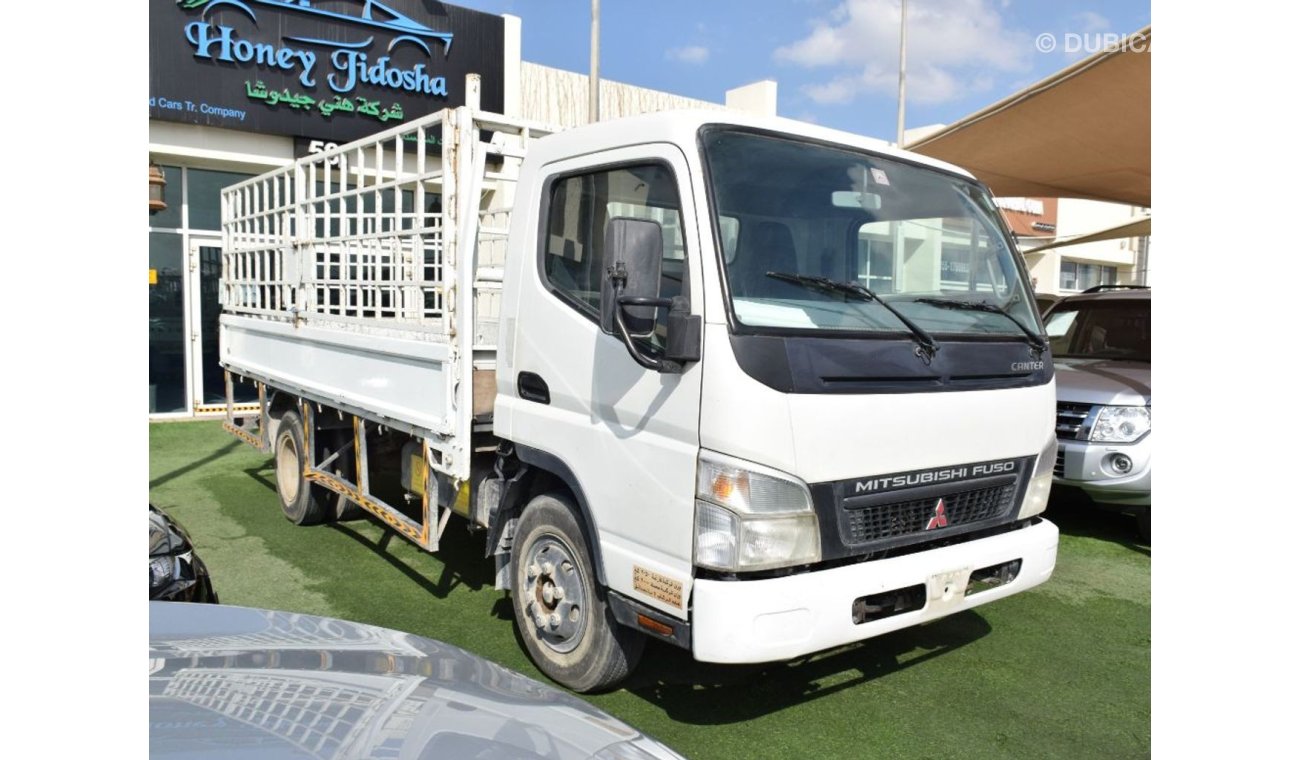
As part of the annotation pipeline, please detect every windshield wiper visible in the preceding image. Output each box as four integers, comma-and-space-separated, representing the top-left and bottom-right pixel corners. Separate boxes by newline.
765, 272, 939, 359
911, 297, 1047, 354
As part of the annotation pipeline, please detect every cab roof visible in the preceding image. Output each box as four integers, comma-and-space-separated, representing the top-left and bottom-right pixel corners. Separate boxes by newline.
525, 109, 978, 181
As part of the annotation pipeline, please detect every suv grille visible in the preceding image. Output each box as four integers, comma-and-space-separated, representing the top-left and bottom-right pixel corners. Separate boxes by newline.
1056, 402, 1094, 440
843, 482, 1018, 544
1054, 448, 1066, 478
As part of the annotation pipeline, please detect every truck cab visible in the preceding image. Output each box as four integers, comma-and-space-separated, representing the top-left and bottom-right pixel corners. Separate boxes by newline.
493, 111, 1059, 689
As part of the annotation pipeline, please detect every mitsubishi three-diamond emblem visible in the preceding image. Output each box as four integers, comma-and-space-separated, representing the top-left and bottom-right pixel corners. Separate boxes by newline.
925, 498, 950, 530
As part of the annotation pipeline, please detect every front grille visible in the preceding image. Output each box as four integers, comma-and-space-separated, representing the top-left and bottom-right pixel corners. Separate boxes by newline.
1056, 402, 1094, 440
1054, 448, 1066, 478
843, 482, 1018, 544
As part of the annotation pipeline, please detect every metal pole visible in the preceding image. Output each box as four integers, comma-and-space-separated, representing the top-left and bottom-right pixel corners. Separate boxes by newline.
590, 0, 600, 123
896, 0, 907, 148
892, 0, 908, 288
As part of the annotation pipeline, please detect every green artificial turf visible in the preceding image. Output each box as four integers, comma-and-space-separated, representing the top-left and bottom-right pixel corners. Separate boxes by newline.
150, 420, 1150, 759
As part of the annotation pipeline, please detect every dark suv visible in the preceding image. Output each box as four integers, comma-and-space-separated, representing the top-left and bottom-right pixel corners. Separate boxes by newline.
149, 504, 218, 603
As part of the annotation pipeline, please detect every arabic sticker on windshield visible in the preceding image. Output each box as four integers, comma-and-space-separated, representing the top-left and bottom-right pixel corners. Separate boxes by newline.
870, 168, 891, 186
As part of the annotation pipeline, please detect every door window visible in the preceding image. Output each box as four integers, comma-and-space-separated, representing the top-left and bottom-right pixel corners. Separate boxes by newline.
542, 164, 686, 346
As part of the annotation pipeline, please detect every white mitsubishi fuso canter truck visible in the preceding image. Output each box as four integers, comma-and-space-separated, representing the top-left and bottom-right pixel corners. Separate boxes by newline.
219, 93, 1060, 692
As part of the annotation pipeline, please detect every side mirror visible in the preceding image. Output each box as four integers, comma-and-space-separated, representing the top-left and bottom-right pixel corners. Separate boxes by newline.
600, 218, 663, 337
600, 218, 699, 373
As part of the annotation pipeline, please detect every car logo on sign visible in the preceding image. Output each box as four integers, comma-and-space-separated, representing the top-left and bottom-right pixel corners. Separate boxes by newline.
925, 499, 949, 530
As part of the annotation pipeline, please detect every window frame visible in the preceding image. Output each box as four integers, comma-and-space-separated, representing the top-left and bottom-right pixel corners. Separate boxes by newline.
697, 123, 1039, 340
534, 157, 691, 341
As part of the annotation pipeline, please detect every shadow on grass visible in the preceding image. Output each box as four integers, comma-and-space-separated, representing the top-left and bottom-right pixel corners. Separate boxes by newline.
621, 611, 992, 724
151, 439, 243, 489
234, 450, 500, 601
1045, 492, 1150, 557
327, 516, 497, 600
244, 463, 277, 496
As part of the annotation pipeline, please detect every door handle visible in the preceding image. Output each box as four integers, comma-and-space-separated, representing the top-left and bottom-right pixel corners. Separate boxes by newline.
517, 372, 550, 405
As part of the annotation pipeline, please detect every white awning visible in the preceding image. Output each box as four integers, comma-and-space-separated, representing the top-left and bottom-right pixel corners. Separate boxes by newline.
907, 27, 1151, 208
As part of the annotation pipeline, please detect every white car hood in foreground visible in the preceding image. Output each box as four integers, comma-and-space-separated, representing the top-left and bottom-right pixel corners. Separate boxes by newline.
149, 603, 684, 760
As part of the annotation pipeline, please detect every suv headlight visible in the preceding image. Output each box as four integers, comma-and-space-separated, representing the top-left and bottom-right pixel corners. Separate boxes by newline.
694, 452, 820, 572
1090, 406, 1151, 443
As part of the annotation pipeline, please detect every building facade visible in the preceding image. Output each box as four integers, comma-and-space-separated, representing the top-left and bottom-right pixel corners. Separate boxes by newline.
999, 197, 1151, 296
148, 0, 774, 418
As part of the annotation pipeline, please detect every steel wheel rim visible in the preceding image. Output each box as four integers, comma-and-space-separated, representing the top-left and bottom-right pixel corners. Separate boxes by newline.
276, 433, 301, 504
521, 535, 588, 654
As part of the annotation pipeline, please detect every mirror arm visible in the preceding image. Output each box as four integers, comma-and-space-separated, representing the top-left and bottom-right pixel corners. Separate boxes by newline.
617, 295, 674, 309
611, 284, 682, 374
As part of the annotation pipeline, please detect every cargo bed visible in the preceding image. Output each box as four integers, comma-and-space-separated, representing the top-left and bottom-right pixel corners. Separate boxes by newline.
219, 101, 553, 482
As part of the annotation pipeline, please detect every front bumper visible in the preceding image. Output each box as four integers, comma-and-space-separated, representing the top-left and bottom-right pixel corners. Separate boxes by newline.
1054, 434, 1151, 507
690, 519, 1058, 663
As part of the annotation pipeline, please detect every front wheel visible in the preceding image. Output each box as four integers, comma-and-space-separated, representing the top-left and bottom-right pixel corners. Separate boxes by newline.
510, 493, 644, 693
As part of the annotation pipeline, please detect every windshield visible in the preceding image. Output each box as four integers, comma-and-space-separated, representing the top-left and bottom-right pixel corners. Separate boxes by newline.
701, 129, 1040, 338
1043, 298, 1150, 362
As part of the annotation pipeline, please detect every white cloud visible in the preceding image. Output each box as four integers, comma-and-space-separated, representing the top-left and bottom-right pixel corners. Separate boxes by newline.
806, 76, 860, 104
775, 0, 1031, 105
665, 45, 710, 64
1074, 11, 1110, 33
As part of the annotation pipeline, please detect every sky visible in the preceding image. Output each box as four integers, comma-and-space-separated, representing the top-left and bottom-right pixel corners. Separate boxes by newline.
460, 0, 1151, 140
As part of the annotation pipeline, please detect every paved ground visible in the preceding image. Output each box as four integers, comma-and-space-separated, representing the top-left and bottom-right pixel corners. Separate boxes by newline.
150, 420, 1150, 759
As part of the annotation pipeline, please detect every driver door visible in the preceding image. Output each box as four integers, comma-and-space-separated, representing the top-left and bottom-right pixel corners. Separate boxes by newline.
504, 143, 705, 618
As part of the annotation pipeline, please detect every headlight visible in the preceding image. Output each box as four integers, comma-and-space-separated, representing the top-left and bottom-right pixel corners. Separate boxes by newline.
1090, 406, 1151, 443
1018, 434, 1057, 519
150, 556, 177, 590
694, 452, 820, 572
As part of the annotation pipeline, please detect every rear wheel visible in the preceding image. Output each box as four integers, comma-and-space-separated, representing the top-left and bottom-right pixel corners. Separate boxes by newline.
511, 493, 643, 693
273, 410, 328, 525
319, 427, 363, 522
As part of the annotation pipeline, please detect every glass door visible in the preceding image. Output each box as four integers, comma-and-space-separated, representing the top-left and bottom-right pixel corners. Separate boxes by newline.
188, 239, 258, 412
150, 232, 190, 414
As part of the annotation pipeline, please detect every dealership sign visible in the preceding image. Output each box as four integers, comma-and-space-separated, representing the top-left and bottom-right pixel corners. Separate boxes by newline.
150, 0, 504, 142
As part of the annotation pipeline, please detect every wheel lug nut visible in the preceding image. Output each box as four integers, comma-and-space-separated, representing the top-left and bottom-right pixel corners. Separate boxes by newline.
527, 563, 540, 579
549, 613, 560, 628
552, 586, 564, 600
542, 562, 555, 576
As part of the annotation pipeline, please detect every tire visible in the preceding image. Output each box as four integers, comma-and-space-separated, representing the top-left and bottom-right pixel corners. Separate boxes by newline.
273, 410, 328, 525
511, 493, 644, 693
319, 427, 363, 522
